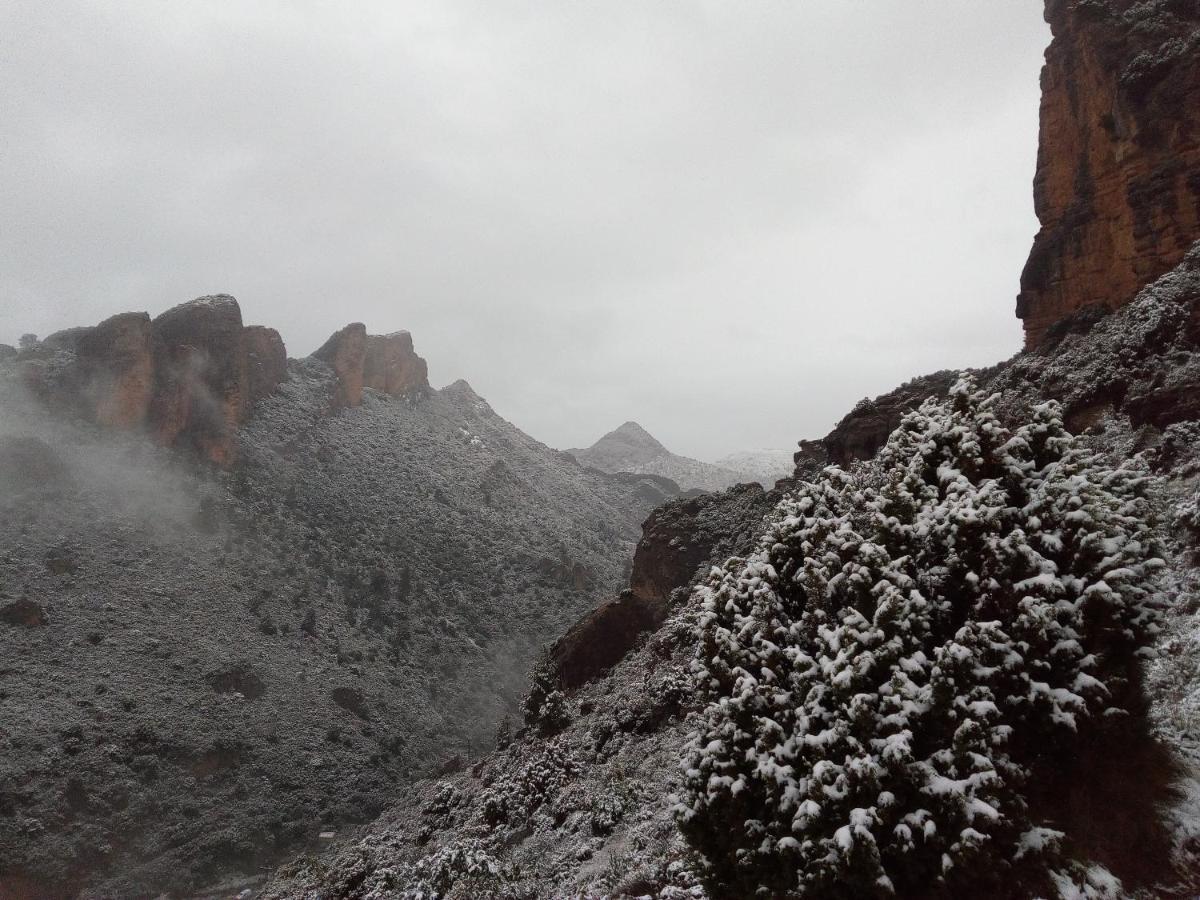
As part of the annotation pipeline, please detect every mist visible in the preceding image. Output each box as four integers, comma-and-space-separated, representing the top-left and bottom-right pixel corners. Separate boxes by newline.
1, 1, 1049, 459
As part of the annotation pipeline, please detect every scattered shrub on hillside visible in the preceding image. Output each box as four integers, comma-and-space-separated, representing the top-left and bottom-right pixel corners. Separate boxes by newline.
478, 738, 579, 829
678, 378, 1163, 899
522, 657, 572, 735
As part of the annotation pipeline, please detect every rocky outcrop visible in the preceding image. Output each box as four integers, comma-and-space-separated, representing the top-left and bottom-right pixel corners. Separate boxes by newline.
820, 371, 958, 467
242, 325, 287, 408
629, 481, 777, 606
364, 331, 429, 397
311, 324, 430, 409
542, 481, 781, 693
74, 312, 155, 428
150, 295, 250, 467
1017, 0, 1200, 348
997, 240, 1200, 433
549, 590, 667, 690
5, 295, 292, 467
312, 323, 368, 408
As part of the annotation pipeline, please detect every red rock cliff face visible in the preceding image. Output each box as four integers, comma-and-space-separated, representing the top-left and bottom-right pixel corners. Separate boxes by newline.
242, 325, 288, 409
312, 323, 368, 408
75, 312, 155, 428
1017, 0, 1200, 348
312, 324, 429, 408
16, 295, 289, 467
15, 298, 431, 464
148, 299, 286, 465
364, 332, 428, 397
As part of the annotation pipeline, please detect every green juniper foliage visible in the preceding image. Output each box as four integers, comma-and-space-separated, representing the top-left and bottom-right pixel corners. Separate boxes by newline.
677, 378, 1162, 899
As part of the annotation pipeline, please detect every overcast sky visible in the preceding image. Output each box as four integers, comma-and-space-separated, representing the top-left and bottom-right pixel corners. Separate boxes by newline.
2, 1, 1048, 459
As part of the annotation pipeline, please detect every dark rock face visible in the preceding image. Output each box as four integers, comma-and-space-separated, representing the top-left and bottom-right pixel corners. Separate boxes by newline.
545, 481, 782, 693
996, 240, 1200, 431
820, 371, 958, 467
630, 481, 777, 606
549, 591, 668, 690
312, 322, 368, 408
1017, 0, 1200, 347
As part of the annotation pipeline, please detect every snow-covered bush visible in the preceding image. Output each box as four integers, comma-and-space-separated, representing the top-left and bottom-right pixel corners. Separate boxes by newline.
522, 659, 572, 734
677, 379, 1163, 899
478, 738, 579, 829
394, 839, 507, 898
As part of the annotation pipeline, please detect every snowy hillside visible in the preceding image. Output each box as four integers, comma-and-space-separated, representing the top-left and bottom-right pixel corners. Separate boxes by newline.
0, 355, 677, 898
260, 247, 1200, 900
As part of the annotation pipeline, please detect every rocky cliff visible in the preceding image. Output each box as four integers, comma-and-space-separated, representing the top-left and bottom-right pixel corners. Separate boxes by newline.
13, 297, 433, 466
1017, 0, 1200, 347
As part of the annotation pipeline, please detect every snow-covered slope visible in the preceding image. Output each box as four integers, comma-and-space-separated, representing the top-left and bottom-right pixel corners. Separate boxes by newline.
259, 246, 1200, 900
0, 355, 679, 899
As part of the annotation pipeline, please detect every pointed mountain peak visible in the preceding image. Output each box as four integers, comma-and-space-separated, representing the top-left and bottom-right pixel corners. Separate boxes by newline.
605, 421, 666, 452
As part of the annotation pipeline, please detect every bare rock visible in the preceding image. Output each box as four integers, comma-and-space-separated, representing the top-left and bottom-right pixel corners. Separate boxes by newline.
630, 481, 775, 606
549, 591, 667, 690
75, 312, 155, 428
312, 323, 368, 408
1017, 0, 1200, 347
242, 325, 287, 409
150, 295, 247, 466
821, 371, 957, 466
363, 331, 429, 397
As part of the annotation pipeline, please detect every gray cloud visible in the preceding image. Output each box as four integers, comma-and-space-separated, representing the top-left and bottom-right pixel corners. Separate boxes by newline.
1, 1, 1048, 459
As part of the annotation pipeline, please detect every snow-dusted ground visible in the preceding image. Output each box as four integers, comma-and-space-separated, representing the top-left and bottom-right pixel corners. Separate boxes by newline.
0, 357, 678, 898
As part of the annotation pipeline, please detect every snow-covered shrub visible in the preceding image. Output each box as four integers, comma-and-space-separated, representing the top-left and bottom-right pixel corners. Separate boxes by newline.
478, 738, 579, 829
394, 839, 507, 898
521, 659, 572, 734
677, 379, 1163, 899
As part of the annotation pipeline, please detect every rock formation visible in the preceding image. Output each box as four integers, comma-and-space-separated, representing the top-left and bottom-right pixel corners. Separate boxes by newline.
311, 322, 368, 408
75, 312, 155, 428
311, 324, 429, 409
242, 324, 288, 410
7, 296, 438, 466
150, 295, 251, 466
364, 331, 429, 397
1017, 0, 1200, 347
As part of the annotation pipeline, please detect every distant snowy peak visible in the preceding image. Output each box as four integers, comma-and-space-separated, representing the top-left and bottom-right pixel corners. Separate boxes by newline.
566, 420, 669, 472
568, 423, 793, 492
